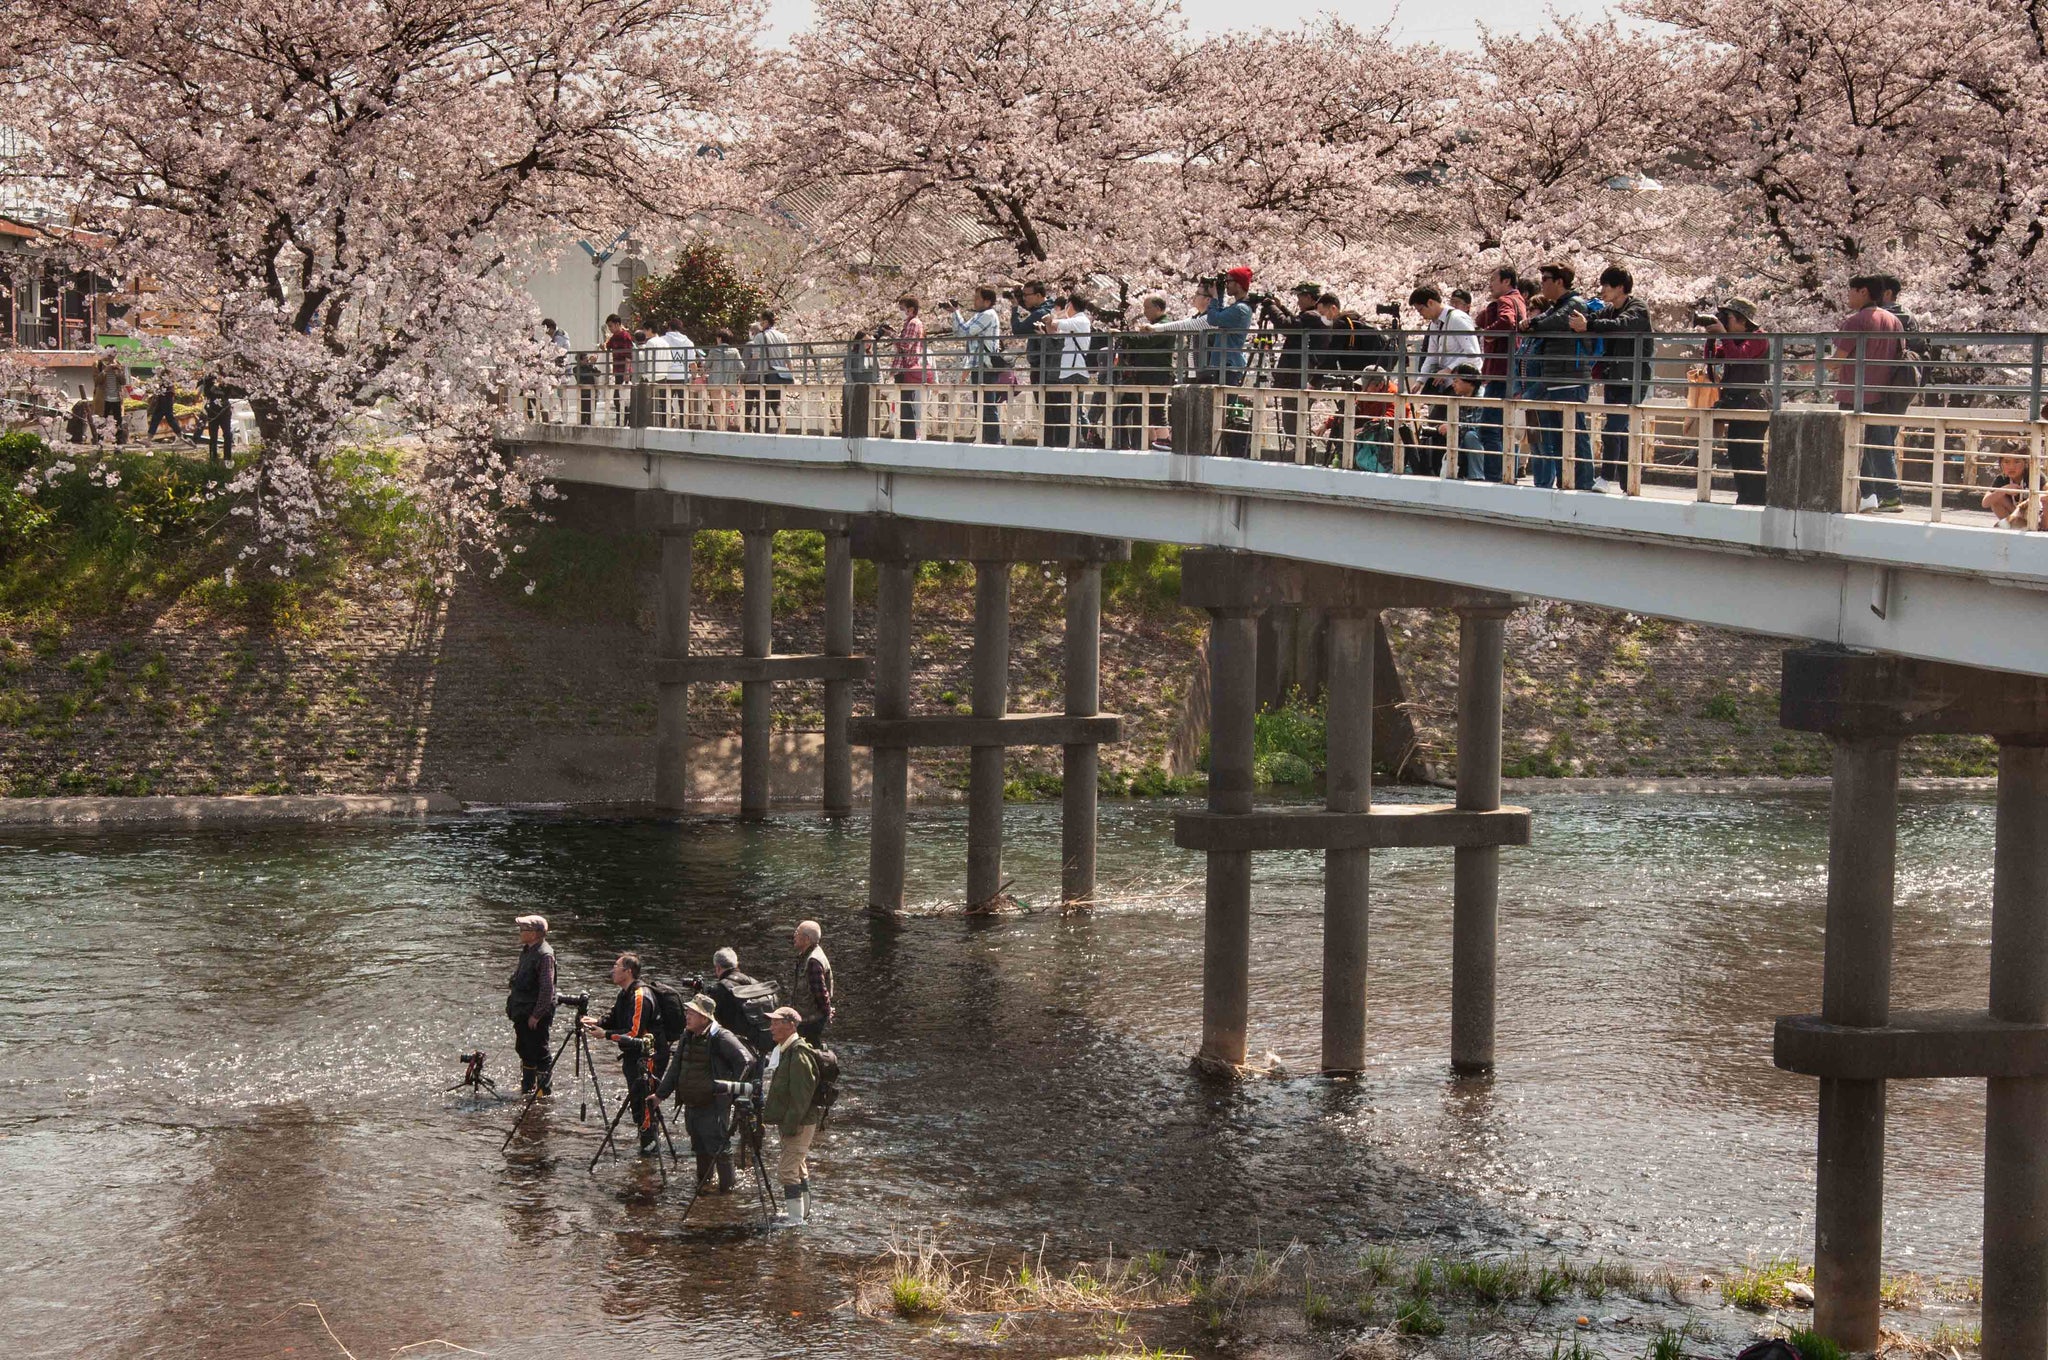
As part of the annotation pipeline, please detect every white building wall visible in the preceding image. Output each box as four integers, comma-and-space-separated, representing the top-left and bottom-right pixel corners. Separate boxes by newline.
516, 241, 634, 352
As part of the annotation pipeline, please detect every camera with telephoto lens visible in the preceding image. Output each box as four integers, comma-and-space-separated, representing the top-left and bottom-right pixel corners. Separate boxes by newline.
1375, 303, 1401, 320
712, 1077, 761, 1104
555, 991, 590, 1015
459, 1050, 485, 1066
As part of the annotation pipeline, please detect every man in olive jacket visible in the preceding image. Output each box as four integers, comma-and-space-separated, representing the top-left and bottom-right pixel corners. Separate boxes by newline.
760, 1005, 824, 1225
657, 993, 753, 1192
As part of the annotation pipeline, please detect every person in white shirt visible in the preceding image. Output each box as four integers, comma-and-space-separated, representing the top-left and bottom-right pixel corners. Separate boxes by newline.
950, 286, 1006, 444
657, 326, 698, 425
742, 311, 794, 431
1409, 285, 1481, 388
1039, 295, 1094, 447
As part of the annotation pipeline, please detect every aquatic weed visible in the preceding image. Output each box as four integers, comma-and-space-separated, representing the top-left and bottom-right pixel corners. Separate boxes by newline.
1786, 1328, 1847, 1360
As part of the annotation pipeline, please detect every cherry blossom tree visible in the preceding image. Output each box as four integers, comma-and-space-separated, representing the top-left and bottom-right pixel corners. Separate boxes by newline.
0, 0, 763, 580
764, 0, 1191, 292
1636, 0, 2048, 321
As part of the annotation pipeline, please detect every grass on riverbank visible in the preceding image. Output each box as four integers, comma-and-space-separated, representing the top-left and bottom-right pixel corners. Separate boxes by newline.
861, 1238, 1989, 1359
0, 432, 431, 629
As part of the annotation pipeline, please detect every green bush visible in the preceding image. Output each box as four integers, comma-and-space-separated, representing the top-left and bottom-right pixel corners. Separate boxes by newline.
1252, 689, 1326, 787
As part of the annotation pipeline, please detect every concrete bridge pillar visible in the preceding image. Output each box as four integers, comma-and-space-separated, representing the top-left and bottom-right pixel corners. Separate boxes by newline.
867, 558, 915, 914
822, 530, 855, 817
1777, 648, 2048, 1357
740, 529, 774, 820
1452, 606, 1511, 1073
1322, 608, 1374, 1075
638, 494, 870, 816
850, 519, 1128, 916
654, 522, 693, 811
1985, 741, 2048, 1359
1813, 736, 1898, 1352
1177, 550, 1527, 1077
1063, 562, 1103, 907
1200, 604, 1259, 1070
968, 561, 1013, 909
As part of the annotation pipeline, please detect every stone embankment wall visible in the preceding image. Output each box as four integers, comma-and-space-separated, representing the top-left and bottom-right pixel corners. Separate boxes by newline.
0, 486, 1996, 801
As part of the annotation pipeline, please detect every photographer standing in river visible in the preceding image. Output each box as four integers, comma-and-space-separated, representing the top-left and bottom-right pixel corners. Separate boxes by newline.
790, 921, 834, 1043
658, 993, 753, 1192
583, 952, 663, 1157
506, 915, 557, 1096
762, 1005, 825, 1225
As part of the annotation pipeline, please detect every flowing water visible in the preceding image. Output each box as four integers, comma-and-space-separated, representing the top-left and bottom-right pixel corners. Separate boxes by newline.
0, 790, 2000, 1357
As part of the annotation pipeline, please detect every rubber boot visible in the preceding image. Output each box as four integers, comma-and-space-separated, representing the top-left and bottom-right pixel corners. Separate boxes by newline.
715, 1154, 736, 1192
800, 1177, 813, 1218
694, 1155, 714, 1190
780, 1185, 806, 1226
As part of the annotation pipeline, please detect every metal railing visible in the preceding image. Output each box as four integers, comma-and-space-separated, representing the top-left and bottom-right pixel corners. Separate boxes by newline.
522, 328, 2048, 530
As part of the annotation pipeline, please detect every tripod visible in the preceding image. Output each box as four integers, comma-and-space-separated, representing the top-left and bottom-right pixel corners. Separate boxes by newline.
449, 1051, 503, 1101
589, 1038, 680, 1180
501, 1016, 608, 1153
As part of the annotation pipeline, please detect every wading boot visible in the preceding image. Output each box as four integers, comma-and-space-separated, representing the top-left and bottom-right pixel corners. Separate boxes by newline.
638, 1130, 660, 1158
694, 1155, 714, 1190
778, 1184, 806, 1226
799, 1177, 813, 1218
714, 1154, 736, 1192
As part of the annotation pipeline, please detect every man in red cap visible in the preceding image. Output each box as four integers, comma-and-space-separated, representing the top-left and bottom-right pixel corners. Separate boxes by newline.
1136, 267, 1259, 455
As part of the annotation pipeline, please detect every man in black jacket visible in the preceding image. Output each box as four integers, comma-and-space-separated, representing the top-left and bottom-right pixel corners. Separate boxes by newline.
583, 951, 663, 1156
506, 915, 557, 1095
705, 946, 773, 1049
1268, 283, 1331, 461
658, 993, 755, 1191
1522, 262, 1594, 490
1571, 264, 1652, 493
1010, 282, 1056, 391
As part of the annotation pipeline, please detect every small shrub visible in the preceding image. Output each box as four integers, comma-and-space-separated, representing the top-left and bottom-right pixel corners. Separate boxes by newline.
1720, 1258, 1806, 1311
889, 1274, 945, 1318
1394, 1297, 1444, 1337
1785, 1328, 1847, 1360
1700, 690, 1742, 722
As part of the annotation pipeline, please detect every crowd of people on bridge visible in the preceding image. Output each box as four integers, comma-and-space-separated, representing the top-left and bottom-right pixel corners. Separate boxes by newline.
542, 261, 2039, 525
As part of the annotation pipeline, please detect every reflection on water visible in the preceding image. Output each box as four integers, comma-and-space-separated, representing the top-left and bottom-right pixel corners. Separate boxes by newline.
0, 791, 1996, 1356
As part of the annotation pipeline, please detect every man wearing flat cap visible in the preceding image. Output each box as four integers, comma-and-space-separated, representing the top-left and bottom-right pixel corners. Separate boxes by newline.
761, 1005, 826, 1225
657, 991, 754, 1192
506, 915, 557, 1095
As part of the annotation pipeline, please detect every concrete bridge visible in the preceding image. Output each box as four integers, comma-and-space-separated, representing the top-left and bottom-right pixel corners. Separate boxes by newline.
510, 390, 2048, 1359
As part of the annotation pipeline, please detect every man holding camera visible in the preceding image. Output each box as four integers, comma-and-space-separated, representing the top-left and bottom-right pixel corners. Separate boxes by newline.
506, 915, 557, 1096
1267, 282, 1330, 460
583, 951, 664, 1157
762, 1005, 826, 1225
657, 993, 754, 1192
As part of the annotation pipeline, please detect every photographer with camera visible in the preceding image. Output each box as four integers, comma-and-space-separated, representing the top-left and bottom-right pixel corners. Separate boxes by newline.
582, 952, 665, 1157
1266, 282, 1330, 460
761, 1005, 827, 1225
506, 915, 557, 1096
1136, 267, 1256, 386
656, 993, 754, 1192
1037, 294, 1094, 448
950, 287, 1007, 445
1010, 281, 1056, 390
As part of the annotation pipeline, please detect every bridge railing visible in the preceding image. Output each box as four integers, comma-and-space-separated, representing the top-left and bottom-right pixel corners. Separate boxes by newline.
525, 330, 2048, 530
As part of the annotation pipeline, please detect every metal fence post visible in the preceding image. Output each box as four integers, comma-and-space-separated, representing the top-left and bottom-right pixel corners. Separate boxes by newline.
2030, 335, 2045, 424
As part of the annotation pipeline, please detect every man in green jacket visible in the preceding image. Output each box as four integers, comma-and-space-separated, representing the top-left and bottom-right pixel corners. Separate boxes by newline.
760, 1005, 824, 1224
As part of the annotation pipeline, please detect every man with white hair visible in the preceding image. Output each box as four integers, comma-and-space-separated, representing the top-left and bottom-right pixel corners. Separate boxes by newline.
790, 920, 835, 1043
506, 915, 557, 1095
705, 946, 771, 1048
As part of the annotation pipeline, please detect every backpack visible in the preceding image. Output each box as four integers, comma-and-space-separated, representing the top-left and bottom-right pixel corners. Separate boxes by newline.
646, 979, 689, 1046
725, 976, 781, 1050
808, 1046, 842, 1114
1734, 1342, 1804, 1360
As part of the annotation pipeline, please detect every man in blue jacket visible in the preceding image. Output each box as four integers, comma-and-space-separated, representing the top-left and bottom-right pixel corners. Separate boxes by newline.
1522, 262, 1595, 490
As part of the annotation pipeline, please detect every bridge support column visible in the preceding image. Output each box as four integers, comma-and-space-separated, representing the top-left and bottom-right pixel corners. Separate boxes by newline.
1985, 742, 2048, 1359
739, 530, 774, 820
868, 559, 915, 914
822, 530, 854, 816
654, 526, 693, 811
968, 561, 1012, 909
1178, 550, 1526, 1078
1200, 605, 1258, 1071
1062, 561, 1102, 908
1322, 608, 1374, 1075
1777, 648, 2048, 1357
1812, 736, 1897, 1353
1452, 606, 1510, 1073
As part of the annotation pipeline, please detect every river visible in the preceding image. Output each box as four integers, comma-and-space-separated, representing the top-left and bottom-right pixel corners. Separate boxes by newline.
0, 790, 1997, 1357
